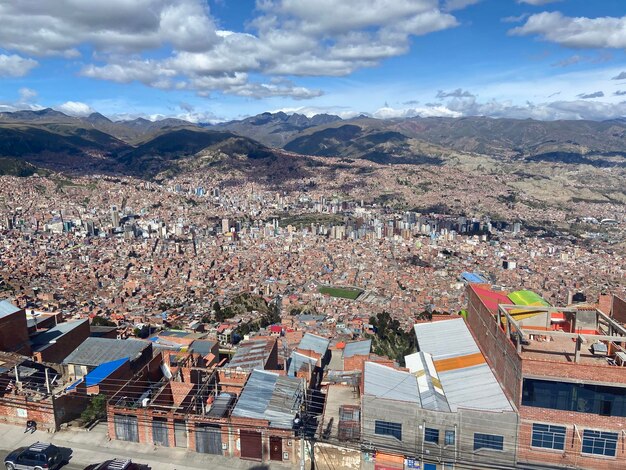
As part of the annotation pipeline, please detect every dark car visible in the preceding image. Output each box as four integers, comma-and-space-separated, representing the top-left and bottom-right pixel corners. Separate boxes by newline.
4, 442, 64, 470
83, 459, 149, 470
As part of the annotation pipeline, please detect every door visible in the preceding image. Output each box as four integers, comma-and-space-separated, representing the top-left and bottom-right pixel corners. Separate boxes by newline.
152, 418, 169, 447
424, 464, 437, 470
240, 430, 262, 460
114, 414, 139, 442
174, 420, 187, 448
269, 436, 282, 461
196, 425, 223, 455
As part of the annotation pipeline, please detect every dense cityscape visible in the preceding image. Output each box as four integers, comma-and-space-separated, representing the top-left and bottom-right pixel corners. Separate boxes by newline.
1, 1, 626, 469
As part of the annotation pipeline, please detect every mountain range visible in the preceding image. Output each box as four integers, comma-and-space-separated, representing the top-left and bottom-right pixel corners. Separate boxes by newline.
0, 108, 625, 177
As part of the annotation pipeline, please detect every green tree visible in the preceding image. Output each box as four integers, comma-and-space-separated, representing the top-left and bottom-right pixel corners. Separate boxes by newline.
81, 394, 107, 424
91, 316, 115, 327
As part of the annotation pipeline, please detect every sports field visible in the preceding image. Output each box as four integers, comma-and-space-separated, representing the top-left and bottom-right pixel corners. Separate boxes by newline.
318, 286, 363, 300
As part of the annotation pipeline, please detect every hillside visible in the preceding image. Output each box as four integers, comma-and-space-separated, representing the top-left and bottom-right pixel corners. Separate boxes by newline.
213, 111, 342, 147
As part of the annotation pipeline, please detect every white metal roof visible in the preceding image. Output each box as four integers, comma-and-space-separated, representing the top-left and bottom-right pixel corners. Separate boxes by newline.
438, 363, 513, 412
363, 361, 419, 404
413, 318, 479, 360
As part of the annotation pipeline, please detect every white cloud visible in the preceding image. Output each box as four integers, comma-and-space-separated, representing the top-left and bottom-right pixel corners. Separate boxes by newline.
0, 54, 38, 77
55, 101, 94, 116
72, 0, 457, 98
0, 0, 218, 57
511, 12, 626, 49
18, 88, 38, 102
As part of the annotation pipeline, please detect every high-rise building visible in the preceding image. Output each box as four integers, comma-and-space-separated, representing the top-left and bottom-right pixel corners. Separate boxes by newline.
111, 205, 120, 228
221, 218, 229, 234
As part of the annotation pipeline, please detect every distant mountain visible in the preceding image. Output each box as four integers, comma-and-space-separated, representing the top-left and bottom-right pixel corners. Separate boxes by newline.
213, 111, 342, 147
0, 109, 200, 144
281, 116, 626, 164
118, 128, 274, 175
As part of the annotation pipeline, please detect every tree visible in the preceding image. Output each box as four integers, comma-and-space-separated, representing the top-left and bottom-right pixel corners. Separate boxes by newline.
81, 394, 107, 424
133, 325, 150, 338
91, 315, 115, 327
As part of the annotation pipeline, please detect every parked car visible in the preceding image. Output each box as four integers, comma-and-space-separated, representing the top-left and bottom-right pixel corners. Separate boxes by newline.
4, 442, 64, 470
83, 459, 148, 470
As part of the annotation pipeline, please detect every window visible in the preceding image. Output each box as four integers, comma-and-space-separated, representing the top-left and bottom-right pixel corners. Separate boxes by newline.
424, 427, 439, 444
531, 423, 566, 451
522, 378, 626, 417
474, 433, 504, 451
445, 430, 456, 446
582, 430, 618, 457
374, 420, 402, 441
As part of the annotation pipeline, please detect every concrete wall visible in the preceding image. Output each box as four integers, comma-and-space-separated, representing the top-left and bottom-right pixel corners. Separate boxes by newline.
362, 395, 518, 468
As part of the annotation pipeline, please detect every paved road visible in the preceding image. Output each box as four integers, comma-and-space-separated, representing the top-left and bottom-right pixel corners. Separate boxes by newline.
0, 449, 85, 470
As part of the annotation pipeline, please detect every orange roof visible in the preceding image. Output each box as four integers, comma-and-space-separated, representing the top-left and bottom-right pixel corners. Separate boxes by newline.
335, 342, 346, 349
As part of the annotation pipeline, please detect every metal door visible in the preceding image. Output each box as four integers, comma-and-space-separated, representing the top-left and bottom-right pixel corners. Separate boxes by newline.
114, 414, 139, 442
269, 436, 282, 461
240, 430, 262, 460
152, 418, 169, 446
196, 425, 223, 455
174, 420, 187, 448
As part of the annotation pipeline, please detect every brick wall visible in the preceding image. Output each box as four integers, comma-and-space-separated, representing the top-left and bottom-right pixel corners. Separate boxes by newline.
612, 295, 626, 324
33, 320, 90, 363
0, 309, 31, 355
466, 285, 523, 405
518, 406, 626, 469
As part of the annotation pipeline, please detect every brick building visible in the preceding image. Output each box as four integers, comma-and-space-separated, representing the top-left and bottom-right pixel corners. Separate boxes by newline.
467, 284, 626, 469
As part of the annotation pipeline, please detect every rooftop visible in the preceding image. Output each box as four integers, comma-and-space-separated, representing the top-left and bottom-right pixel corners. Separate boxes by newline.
0, 300, 20, 318
343, 339, 371, 358
30, 319, 88, 352
412, 318, 513, 412
231, 369, 304, 429
225, 338, 275, 371
63, 337, 149, 367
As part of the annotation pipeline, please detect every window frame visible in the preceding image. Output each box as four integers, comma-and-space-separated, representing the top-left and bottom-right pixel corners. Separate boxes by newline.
473, 433, 504, 452
445, 429, 456, 446
531, 423, 566, 451
581, 429, 618, 458
424, 427, 440, 444
374, 420, 402, 441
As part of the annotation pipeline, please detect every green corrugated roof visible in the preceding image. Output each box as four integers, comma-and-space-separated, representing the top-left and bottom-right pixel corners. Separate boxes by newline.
508, 290, 550, 307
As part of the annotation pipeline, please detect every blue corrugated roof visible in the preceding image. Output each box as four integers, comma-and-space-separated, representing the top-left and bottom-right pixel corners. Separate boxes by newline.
84, 357, 129, 387
461, 272, 488, 284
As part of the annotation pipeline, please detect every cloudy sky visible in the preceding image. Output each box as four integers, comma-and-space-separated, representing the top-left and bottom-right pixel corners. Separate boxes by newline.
0, 0, 625, 122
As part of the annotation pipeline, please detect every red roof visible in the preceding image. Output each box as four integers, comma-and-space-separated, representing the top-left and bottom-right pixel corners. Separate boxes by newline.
472, 284, 510, 313
269, 325, 283, 333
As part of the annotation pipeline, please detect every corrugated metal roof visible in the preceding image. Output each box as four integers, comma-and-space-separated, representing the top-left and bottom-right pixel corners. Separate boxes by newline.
412, 318, 512, 413
62, 337, 149, 367
461, 272, 488, 284
343, 340, 371, 358
0, 300, 20, 318
207, 392, 236, 418
287, 351, 317, 377
85, 357, 129, 387
298, 333, 329, 355
231, 370, 303, 429
190, 340, 217, 357
414, 318, 479, 360
439, 363, 512, 412
405, 352, 450, 412
30, 319, 88, 349
363, 362, 419, 404
227, 339, 274, 371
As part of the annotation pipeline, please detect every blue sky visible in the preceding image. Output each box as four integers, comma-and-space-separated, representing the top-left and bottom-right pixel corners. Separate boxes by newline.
0, 0, 624, 121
